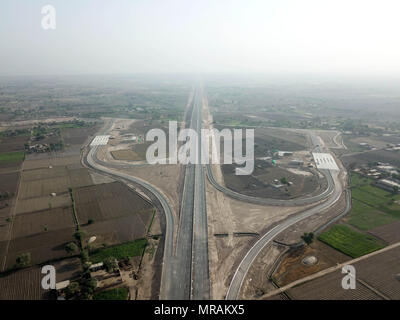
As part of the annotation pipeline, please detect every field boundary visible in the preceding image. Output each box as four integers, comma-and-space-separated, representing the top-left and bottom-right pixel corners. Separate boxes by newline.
258, 241, 400, 299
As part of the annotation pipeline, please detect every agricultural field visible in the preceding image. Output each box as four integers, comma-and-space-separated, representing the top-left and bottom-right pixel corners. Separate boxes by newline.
0, 135, 29, 153
347, 199, 397, 231
0, 267, 49, 300
342, 149, 400, 168
74, 181, 154, 248
0, 151, 25, 164
318, 225, 385, 258
4, 227, 76, 269
0, 257, 82, 300
369, 221, 400, 244
93, 287, 129, 300
11, 207, 75, 238
15, 193, 71, 214
0, 171, 20, 200
287, 269, 383, 300
89, 239, 147, 263
343, 173, 400, 232
73, 181, 153, 223
19, 167, 93, 199
353, 246, 400, 299
285, 245, 400, 300
0, 162, 94, 270
22, 155, 81, 170
61, 124, 100, 146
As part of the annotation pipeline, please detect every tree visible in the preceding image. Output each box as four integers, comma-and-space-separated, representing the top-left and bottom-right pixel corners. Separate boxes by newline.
16, 252, 31, 268
65, 242, 79, 255
87, 218, 95, 225
64, 282, 80, 300
301, 232, 314, 245
103, 257, 118, 273
74, 230, 87, 243
80, 278, 97, 299
393, 186, 399, 194
80, 250, 90, 264
280, 177, 288, 185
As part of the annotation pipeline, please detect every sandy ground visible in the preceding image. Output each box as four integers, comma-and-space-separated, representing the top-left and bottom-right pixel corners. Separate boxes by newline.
240, 243, 287, 299
89, 171, 115, 185
205, 170, 314, 299
237, 138, 349, 298
202, 95, 309, 299
136, 214, 162, 300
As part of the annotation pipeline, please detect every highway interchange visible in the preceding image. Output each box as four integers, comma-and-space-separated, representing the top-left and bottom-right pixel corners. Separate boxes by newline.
83, 87, 346, 300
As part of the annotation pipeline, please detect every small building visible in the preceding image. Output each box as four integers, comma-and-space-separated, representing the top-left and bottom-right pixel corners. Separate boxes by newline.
376, 179, 400, 192
89, 262, 104, 272
277, 151, 293, 157
377, 165, 398, 175
289, 159, 304, 167
56, 280, 70, 291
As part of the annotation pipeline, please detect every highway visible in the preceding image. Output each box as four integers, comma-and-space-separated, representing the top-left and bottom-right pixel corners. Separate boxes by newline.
169, 87, 210, 299
192, 87, 210, 300
84, 90, 340, 301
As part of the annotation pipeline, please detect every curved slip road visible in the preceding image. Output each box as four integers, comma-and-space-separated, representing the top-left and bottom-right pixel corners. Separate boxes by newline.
85, 142, 175, 300
225, 169, 343, 300
205, 134, 335, 207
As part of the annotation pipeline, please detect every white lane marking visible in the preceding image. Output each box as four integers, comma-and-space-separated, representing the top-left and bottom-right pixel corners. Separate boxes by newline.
90, 135, 110, 146
312, 152, 339, 170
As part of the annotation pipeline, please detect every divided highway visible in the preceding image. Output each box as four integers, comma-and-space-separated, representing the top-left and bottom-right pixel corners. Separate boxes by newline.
169, 87, 210, 299
86, 89, 210, 300
84, 89, 343, 302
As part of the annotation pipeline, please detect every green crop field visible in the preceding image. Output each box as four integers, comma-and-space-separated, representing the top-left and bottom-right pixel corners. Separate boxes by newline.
350, 172, 371, 187
89, 238, 147, 263
347, 199, 397, 230
93, 287, 128, 300
0, 151, 25, 163
318, 225, 385, 258
349, 173, 400, 224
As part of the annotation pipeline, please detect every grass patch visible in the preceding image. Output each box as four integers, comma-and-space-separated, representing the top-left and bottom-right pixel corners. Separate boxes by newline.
352, 188, 389, 206
93, 287, 128, 300
0, 151, 24, 163
350, 172, 371, 187
347, 199, 397, 230
90, 239, 147, 263
318, 224, 385, 258
350, 172, 400, 219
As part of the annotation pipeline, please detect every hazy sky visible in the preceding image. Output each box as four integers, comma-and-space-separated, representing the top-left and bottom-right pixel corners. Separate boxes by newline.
1, 0, 400, 76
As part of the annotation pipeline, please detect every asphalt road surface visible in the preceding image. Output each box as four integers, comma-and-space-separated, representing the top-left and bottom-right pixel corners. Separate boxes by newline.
84, 124, 175, 300
169, 87, 210, 299
225, 162, 343, 300
205, 133, 335, 207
